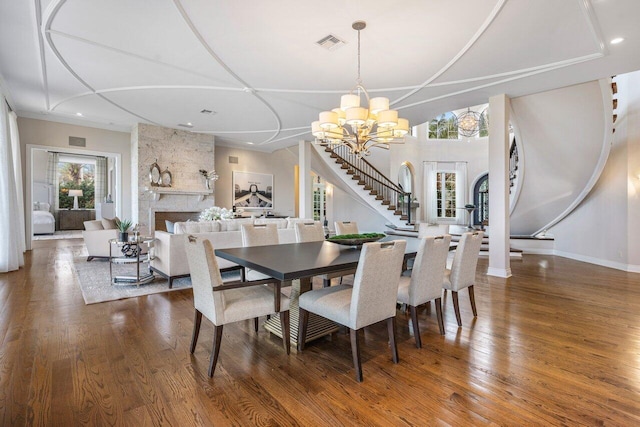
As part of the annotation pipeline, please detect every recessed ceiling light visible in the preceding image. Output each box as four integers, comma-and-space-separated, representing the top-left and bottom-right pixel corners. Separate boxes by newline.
611, 37, 624, 45
76, 112, 83, 116
187, 122, 193, 126
247, 142, 254, 145
178, 123, 193, 128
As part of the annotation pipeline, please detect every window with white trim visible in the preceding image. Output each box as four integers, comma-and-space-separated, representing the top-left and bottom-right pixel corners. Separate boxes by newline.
436, 171, 457, 218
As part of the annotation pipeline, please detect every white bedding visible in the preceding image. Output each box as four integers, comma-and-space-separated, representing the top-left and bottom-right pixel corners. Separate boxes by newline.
33, 210, 55, 234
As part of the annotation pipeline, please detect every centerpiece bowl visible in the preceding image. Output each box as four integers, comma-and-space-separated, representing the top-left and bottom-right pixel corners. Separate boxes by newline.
326, 233, 386, 246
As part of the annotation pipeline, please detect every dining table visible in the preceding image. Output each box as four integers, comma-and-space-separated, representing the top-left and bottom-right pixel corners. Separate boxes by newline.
215, 235, 425, 347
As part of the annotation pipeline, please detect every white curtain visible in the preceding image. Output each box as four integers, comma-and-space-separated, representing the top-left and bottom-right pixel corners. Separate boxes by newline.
46, 152, 60, 224
454, 162, 468, 225
95, 156, 107, 205
0, 96, 25, 272
9, 111, 26, 254
423, 161, 438, 223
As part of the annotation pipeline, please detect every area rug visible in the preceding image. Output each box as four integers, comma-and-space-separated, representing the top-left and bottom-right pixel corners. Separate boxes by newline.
34, 230, 83, 240
73, 257, 194, 304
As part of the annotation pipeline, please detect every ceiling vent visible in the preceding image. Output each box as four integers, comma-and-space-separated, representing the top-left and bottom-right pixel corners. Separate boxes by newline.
200, 109, 216, 115
178, 123, 193, 128
316, 34, 345, 51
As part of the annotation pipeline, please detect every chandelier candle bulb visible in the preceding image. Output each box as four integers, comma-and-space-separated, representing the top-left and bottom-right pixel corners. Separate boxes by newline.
341, 94, 360, 111
369, 97, 390, 114
346, 107, 368, 125
377, 110, 398, 127
319, 111, 339, 129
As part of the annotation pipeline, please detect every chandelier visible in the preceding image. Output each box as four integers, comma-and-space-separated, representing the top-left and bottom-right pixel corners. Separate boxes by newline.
311, 21, 409, 157
456, 108, 481, 137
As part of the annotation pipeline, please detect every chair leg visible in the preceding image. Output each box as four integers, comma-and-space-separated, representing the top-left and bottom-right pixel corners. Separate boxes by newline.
349, 328, 363, 382
190, 310, 202, 354
452, 291, 462, 327
387, 317, 399, 364
279, 311, 290, 355
435, 297, 445, 335
254, 317, 259, 332
409, 305, 422, 348
468, 285, 478, 317
208, 325, 224, 377
298, 308, 309, 351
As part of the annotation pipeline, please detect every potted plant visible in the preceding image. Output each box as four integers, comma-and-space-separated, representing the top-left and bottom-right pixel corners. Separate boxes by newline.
116, 218, 134, 242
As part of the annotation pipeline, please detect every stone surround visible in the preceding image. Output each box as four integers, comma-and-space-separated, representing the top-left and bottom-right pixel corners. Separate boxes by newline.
132, 123, 215, 234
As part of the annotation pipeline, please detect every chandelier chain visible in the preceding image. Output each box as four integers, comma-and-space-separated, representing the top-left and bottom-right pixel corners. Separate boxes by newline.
356, 28, 362, 85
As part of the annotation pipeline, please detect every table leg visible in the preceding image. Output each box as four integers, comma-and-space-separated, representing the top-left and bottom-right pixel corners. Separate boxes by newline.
263, 277, 339, 348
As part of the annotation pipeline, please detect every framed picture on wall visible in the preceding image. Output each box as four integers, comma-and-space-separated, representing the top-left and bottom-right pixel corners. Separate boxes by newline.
232, 171, 274, 209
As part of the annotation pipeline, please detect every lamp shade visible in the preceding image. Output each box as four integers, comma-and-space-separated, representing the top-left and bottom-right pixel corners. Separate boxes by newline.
345, 107, 368, 125
340, 93, 360, 111
319, 111, 339, 129
69, 190, 83, 197
369, 97, 389, 114
377, 110, 398, 128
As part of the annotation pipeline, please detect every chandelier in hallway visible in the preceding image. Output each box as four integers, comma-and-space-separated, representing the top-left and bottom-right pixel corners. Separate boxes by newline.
311, 21, 409, 157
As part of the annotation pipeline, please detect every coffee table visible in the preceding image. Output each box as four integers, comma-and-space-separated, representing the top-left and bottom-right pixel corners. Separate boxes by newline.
109, 237, 156, 286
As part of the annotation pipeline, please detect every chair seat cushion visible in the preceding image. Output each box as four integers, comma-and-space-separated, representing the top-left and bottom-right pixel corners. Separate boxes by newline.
298, 284, 352, 326
396, 276, 411, 304
443, 270, 453, 290
222, 285, 290, 324
246, 269, 272, 281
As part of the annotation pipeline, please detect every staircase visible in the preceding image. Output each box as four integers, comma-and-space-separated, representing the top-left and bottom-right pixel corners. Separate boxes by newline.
311, 143, 410, 228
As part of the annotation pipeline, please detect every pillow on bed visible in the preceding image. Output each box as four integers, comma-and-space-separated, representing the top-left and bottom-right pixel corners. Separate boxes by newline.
39, 202, 51, 211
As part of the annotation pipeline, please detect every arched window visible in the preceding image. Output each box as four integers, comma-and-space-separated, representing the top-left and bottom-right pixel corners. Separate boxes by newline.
473, 173, 488, 226
479, 109, 489, 137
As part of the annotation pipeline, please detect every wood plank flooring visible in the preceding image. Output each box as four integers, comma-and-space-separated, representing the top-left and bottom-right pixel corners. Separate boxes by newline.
1, 239, 639, 425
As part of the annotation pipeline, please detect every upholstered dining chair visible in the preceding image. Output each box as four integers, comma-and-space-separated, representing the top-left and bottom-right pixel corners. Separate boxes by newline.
241, 223, 279, 281
298, 239, 407, 382
335, 221, 359, 235
418, 223, 450, 238
397, 235, 451, 347
184, 235, 290, 377
295, 222, 356, 287
443, 231, 484, 327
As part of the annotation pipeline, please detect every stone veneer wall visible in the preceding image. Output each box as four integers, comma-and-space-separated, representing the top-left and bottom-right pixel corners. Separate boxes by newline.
132, 123, 215, 234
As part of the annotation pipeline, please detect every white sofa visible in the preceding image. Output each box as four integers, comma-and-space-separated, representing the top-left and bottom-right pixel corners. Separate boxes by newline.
151, 217, 317, 287
82, 219, 118, 261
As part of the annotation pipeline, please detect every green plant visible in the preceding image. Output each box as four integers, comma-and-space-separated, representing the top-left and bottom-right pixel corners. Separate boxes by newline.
116, 218, 133, 232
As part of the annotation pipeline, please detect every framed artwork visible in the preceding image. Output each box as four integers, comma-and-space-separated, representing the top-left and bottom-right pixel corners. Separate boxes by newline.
232, 171, 274, 209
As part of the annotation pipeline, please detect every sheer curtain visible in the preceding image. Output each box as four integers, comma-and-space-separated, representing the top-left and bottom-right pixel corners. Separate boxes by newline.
0, 95, 25, 272
95, 156, 107, 205
423, 161, 468, 225
47, 151, 60, 223
423, 161, 438, 223
454, 162, 468, 225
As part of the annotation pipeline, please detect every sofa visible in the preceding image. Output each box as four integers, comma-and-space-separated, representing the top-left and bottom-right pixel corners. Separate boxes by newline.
151, 217, 318, 287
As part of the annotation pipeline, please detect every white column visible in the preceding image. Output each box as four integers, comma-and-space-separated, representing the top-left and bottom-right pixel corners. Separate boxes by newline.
298, 140, 313, 219
487, 94, 512, 278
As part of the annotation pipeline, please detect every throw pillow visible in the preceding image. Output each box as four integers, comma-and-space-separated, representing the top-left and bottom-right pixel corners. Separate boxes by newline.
84, 220, 104, 231
165, 220, 175, 234
101, 218, 118, 230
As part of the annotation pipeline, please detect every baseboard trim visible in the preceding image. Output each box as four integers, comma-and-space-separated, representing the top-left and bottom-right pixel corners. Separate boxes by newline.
553, 250, 640, 273
486, 267, 512, 278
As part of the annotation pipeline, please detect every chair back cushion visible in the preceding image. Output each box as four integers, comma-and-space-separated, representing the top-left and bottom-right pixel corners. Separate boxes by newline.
418, 223, 449, 238
449, 232, 484, 291
408, 235, 451, 305
350, 239, 406, 329
84, 220, 104, 231
295, 222, 325, 242
184, 236, 225, 324
241, 223, 279, 247
335, 221, 359, 235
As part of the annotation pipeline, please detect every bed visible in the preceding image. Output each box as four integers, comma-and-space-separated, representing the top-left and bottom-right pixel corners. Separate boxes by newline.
33, 181, 56, 235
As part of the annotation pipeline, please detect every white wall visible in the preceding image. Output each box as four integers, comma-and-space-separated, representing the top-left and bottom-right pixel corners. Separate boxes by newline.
18, 117, 132, 218
214, 145, 298, 218
550, 72, 640, 271
388, 134, 489, 223
32, 149, 48, 183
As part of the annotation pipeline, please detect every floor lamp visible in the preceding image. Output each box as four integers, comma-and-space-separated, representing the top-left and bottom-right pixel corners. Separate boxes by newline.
69, 189, 83, 210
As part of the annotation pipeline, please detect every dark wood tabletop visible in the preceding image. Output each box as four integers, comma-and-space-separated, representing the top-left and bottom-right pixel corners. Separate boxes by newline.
215, 235, 421, 282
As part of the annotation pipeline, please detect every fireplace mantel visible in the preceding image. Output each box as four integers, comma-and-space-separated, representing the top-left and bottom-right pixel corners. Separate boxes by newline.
148, 187, 213, 202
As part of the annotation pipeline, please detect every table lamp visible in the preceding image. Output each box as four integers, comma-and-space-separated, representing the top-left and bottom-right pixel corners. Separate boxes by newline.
69, 189, 83, 209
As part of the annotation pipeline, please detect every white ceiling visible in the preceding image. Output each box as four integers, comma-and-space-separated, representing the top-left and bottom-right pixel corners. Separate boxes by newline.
1, 0, 639, 152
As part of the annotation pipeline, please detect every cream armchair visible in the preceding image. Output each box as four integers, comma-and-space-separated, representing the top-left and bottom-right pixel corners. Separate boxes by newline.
82, 220, 118, 261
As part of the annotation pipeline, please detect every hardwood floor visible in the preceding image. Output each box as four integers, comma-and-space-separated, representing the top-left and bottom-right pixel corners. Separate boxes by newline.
1, 239, 639, 425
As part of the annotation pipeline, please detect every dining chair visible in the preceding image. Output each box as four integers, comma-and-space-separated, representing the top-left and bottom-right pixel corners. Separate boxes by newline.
295, 222, 356, 287
335, 221, 359, 235
443, 231, 483, 327
397, 235, 451, 347
241, 223, 279, 281
298, 239, 407, 382
184, 235, 290, 377
418, 223, 450, 238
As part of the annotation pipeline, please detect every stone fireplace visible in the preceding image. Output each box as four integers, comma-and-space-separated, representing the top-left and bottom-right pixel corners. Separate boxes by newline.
131, 123, 216, 234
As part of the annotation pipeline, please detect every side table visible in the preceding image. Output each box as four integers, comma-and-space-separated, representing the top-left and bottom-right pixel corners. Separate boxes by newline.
109, 237, 156, 286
